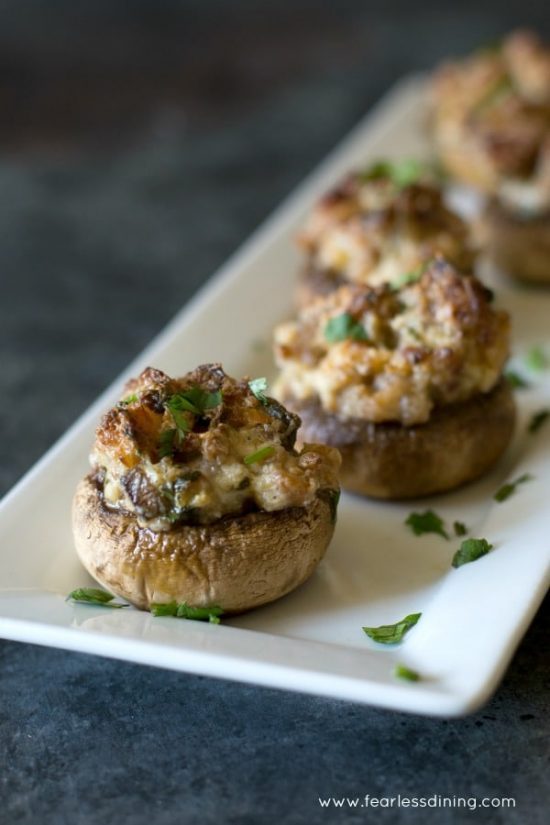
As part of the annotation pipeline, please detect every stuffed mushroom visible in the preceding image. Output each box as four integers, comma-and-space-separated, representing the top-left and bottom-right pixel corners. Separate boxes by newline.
432, 30, 550, 282
297, 160, 476, 305
72, 364, 341, 613
274, 258, 515, 499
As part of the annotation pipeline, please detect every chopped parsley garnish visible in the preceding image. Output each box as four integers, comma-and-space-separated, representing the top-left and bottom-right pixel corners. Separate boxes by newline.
244, 445, 276, 465
505, 371, 529, 389
160, 388, 223, 458
452, 538, 493, 568
361, 158, 425, 189
167, 405, 191, 435
167, 387, 222, 415
362, 612, 421, 644
67, 588, 129, 608
324, 313, 368, 343
453, 521, 467, 537
405, 510, 449, 539
406, 326, 422, 341
248, 377, 269, 405
394, 664, 420, 682
158, 428, 179, 459
119, 393, 139, 406
391, 267, 424, 291
161, 389, 221, 458
494, 473, 533, 503
525, 346, 548, 372
528, 409, 550, 434
150, 602, 222, 623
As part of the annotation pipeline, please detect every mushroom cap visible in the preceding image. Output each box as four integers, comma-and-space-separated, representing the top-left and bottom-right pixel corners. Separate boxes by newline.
483, 199, 550, 283
281, 379, 515, 499
72, 474, 337, 613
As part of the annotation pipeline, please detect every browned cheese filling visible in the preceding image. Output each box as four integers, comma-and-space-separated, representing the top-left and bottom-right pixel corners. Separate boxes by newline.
90, 364, 341, 531
274, 258, 510, 426
432, 29, 550, 211
298, 167, 476, 287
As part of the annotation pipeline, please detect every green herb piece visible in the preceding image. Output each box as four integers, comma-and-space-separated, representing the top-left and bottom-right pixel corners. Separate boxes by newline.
324, 313, 368, 343
166, 505, 200, 525
169, 407, 191, 436
361, 158, 425, 189
394, 663, 420, 682
391, 158, 425, 188
150, 602, 222, 623
119, 393, 139, 406
167, 388, 222, 415
158, 428, 178, 459
505, 371, 529, 389
165, 395, 193, 432
406, 326, 422, 341
243, 445, 276, 465
67, 588, 129, 608
525, 346, 548, 372
248, 377, 269, 405
528, 409, 550, 434
391, 268, 423, 290
405, 510, 449, 540
452, 538, 493, 568
453, 521, 467, 537
494, 473, 533, 503
362, 612, 421, 644
317, 488, 341, 524
162, 390, 215, 456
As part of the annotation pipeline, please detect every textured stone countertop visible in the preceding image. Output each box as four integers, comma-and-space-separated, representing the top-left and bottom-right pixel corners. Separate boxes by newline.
0, 2, 548, 823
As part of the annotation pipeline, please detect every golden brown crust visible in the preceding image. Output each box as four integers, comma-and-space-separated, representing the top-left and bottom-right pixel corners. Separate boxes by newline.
483, 200, 550, 283
92, 363, 340, 530
72, 474, 337, 613
275, 260, 510, 427
431, 31, 550, 194
297, 174, 476, 299
280, 380, 515, 499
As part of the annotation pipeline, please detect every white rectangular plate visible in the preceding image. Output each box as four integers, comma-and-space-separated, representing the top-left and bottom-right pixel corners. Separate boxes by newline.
1, 76, 549, 717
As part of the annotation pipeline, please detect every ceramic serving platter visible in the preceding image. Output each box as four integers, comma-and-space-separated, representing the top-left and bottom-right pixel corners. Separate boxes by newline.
1, 76, 549, 717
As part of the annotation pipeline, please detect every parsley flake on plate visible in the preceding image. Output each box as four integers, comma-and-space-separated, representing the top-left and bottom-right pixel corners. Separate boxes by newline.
394, 664, 420, 682
504, 371, 529, 390
67, 588, 129, 608
525, 346, 548, 372
150, 602, 222, 623
494, 473, 533, 503
362, 612, 421, 644
324, 313, 368, 343
528, 409, 550, 434
405, 510, 448, 539
453, 521, 467, 537
452, 538, 493, 569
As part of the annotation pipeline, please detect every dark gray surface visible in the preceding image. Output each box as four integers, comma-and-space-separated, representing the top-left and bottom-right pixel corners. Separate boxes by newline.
0, 2, 548, 822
